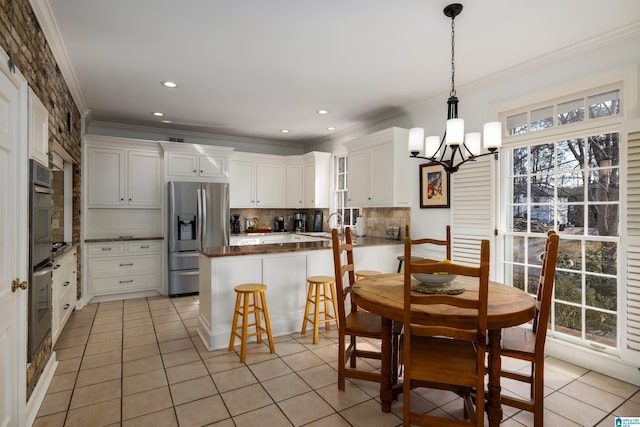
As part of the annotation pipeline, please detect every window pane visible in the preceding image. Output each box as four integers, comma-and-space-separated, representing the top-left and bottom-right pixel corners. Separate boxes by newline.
507, 112, 528, 135
511, 206, 527, 232
557, 239, 581, 270
588, 133, 619, 168
530, 144, 554, 173
556, 139, 583, 171
587, 204, 618, 236
585, 310, 616, 346
338, 156, 346, 173
555, 271, 582, 304
531, 106, 554, 131
527, 236, 548, 266
586, 275, 617, 310
512, 264, 525, 291
557, 171, 584, 202
585, 241, 617, 275
511, 235, 525, 264
337, 173, 345, 190
530, 206, 554, 232
561, 204, 584, 231
513, 147, 528, 175
557, 98, 584, 125
554, 302, 581, 338
588, 90, 620, 119
512, 176, 528, 203
527, 267, 540, 295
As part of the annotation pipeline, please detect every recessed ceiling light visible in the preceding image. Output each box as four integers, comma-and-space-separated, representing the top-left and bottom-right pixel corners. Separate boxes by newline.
317, 109, 329, 115
280, 129, 290, 133
152, 112, 164, 117
162, 81, 177, 88
327, 127, 336, 131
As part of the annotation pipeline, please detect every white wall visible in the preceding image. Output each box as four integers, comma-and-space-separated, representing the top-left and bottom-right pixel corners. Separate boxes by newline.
308, 30, 640, 243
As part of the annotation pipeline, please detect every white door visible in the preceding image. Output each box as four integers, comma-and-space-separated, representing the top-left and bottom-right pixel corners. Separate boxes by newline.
0, 53, 27, 427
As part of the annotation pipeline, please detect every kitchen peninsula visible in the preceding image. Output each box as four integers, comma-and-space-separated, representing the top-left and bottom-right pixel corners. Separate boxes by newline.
197, 232, 402, 350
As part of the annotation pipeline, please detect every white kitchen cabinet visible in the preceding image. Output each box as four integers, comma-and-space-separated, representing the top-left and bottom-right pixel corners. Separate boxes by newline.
86, 240, 162, 298
285, 162, 304, 208
344, 127, 410, 207
165, 151, 229, 180
28, 87, 49, 167
86, 138, 161, 208
303, 151, 331, 208
52, 247, 77, 345
229, 154, 284, 208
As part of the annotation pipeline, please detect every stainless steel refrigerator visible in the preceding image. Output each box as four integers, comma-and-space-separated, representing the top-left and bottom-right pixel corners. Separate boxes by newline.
168, 181, 229, 296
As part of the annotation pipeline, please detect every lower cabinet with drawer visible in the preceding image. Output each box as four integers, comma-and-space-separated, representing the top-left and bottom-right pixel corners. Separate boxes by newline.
52, 247, 77, 345
86, 240, 162, 299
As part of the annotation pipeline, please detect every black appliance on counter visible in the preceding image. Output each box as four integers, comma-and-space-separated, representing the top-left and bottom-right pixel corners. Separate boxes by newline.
231, 214, 241, 234
274, 216, 285, 232
293, 212, 306, 232
28, 160, 53, 362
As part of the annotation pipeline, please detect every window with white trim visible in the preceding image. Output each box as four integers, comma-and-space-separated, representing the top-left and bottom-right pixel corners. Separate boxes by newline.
334, 154, 359, 226
502, 85, 621, 349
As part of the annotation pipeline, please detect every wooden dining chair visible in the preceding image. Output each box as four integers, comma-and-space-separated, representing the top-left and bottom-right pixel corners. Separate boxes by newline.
402, 237, 490, 427
498, 230, 560, 427
331, 227, 401, 390
408, 224, 452, 260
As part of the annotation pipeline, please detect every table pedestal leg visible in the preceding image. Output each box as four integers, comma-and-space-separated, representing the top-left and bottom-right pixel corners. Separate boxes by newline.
487, 328, 503, 427
380, 317, 393, 412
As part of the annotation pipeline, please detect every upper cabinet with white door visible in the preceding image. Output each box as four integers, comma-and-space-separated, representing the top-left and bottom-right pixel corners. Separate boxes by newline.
161, 142, 234, 182
28, 87, 49, 166
303, 151, 331, 208
85, 135, 162, 208
344, 127, 410, 207
285, 158, 304, 209
229, 153, 284, 208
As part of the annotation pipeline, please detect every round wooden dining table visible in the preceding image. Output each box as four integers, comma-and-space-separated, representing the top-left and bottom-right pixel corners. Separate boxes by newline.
351, 273, 536, 427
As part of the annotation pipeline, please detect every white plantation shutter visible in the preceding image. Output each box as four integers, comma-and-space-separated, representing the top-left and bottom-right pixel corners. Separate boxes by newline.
624, 123, 640, 358
451, 154, 497, 267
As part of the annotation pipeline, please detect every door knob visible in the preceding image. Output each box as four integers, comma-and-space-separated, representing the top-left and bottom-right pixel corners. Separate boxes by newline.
12, 278, 27, 292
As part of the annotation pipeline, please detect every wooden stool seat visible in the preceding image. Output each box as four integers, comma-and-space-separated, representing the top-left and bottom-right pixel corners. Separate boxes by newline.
229, 283, 275, 362
355, 270, 382, 281
301, 276, 339, 344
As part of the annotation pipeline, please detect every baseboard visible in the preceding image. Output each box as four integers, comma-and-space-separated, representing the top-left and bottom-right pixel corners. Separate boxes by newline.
26, 352, 58, 427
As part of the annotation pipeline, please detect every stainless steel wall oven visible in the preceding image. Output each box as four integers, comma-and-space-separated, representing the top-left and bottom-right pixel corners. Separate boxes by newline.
28, 159, 53, 361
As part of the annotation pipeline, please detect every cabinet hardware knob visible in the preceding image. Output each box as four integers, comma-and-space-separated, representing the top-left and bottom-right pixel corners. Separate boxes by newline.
200, 170, 203, 173
64, 281, 70, 286
120, 198, 124, 201
101, 248, 112, 251
129, 198, 132, 201
140, 245, 149, 248
11, 278, 27, 292
193, 170, 197, 173
119, 280, 133, 283
119, 263, 134, 267
63, 304, 70, 310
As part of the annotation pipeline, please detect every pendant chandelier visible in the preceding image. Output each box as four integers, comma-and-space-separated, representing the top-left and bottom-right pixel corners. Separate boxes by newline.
408, 3, 501, 174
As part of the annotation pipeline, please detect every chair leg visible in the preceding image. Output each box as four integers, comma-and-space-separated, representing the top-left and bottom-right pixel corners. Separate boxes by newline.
322, 283, 331, 331
228, 293, 242, 352
330, 282, 339, 328
300, 284, 314, 335
260, 291, 275, 354
533, 362, 544, 427
253, 291, 262, 344
312, 284, 321, 344
350, 335, 357, 368
239, 293, 250, 363
338, 330, 346, 391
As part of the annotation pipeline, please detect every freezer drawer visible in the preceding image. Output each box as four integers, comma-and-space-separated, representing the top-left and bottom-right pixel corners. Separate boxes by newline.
169, 269, 199, 296
169, 251, 200, 271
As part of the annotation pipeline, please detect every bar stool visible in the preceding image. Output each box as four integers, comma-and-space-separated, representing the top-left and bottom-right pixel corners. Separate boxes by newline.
355, 270, 382, 281
301, 275, 339, 344
396, 255, 424, 273
228, 283, 275, 362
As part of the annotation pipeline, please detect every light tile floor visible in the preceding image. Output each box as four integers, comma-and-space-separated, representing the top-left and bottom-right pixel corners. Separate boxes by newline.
34, 295, 640, 427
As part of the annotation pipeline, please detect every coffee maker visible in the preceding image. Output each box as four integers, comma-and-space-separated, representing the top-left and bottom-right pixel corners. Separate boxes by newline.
230, 214, 241, 234
293, 212, 306, 232
274, 216, 285, 232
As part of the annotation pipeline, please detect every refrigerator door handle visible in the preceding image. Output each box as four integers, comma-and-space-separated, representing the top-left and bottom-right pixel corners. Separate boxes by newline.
196, 188, 203, 251
200, 187, 207, 248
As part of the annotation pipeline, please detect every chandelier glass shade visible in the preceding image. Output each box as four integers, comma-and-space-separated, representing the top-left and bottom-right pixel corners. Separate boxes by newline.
408, 3, 502, 174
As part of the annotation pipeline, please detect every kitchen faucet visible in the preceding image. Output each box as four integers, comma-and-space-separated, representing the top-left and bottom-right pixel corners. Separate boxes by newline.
327, 212, 344, 236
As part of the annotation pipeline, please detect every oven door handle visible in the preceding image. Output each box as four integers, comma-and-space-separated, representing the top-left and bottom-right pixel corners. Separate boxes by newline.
33, 267, 53, 277
34, 186, 54, 195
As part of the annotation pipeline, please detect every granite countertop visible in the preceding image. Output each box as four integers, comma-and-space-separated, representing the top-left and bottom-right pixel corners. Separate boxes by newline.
201, 235, 400, 258
84, 236, 164, 243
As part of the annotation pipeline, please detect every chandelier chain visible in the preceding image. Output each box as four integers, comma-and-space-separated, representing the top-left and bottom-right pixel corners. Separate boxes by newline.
450, 14, 456, 97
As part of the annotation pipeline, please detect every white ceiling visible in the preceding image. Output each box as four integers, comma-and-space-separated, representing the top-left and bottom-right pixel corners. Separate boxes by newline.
42, 0, 640, 144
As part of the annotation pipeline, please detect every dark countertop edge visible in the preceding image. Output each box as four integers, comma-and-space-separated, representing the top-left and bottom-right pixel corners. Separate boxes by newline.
201, 236, 401, 258
84, 237, 164, 243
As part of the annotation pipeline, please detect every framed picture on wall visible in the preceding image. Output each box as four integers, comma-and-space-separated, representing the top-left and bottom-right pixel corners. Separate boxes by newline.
419, 162, 450, 208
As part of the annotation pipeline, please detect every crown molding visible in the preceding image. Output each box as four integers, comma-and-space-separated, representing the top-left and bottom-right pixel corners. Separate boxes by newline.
29, 0, 88, 115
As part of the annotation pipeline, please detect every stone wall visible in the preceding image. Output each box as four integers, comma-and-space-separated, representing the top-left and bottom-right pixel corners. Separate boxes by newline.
0, 0, 82, 399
